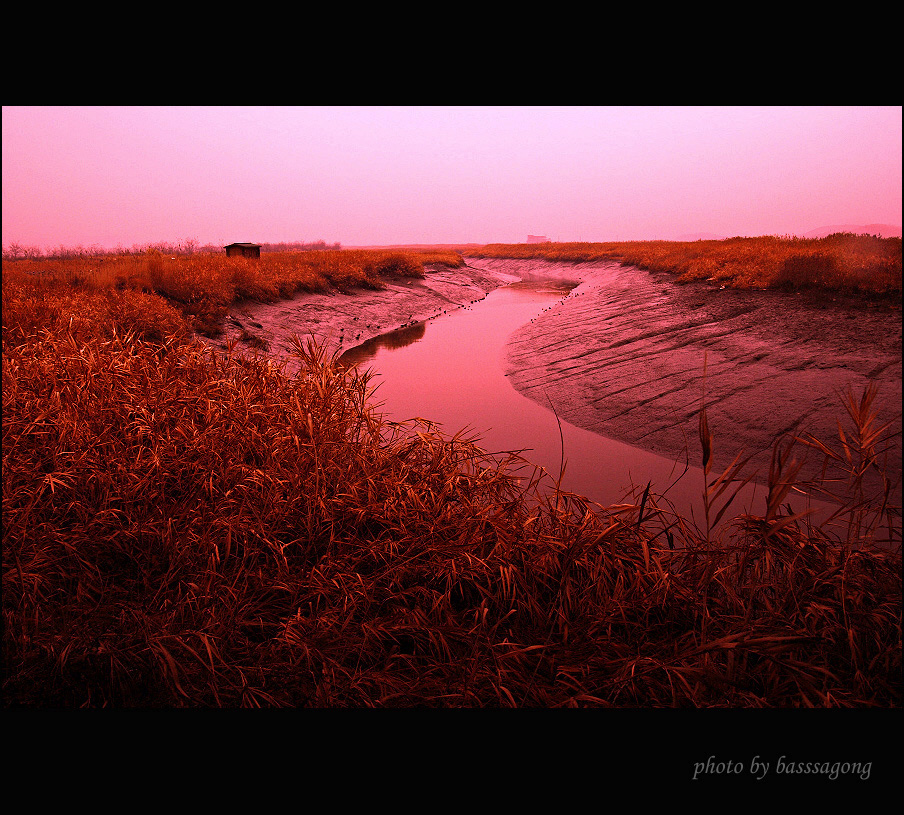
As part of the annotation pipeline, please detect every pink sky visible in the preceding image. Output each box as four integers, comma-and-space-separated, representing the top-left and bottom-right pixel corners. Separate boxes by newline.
3, 105, 901, 250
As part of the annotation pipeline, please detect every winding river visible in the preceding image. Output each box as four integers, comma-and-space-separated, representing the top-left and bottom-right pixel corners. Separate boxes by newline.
339, 279, 768, 526
217, 255, 899, 533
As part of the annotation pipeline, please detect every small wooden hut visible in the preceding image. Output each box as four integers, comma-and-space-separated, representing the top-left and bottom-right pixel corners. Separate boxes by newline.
224, 242, 261, 258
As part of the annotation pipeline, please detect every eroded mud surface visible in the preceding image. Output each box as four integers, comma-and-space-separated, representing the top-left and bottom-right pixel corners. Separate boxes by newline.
207, 262, 518, 375
471, 257, 902, 493
205, 256, 902, 497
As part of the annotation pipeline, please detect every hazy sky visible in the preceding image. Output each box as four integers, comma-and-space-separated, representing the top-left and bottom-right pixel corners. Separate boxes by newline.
3, 105, 901, 249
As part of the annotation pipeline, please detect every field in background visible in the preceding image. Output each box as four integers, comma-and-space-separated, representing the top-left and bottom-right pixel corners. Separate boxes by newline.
2, 248, 463, 337
4, 234, 897, 344
469, 233, 902, 297
2, 239, 901, 707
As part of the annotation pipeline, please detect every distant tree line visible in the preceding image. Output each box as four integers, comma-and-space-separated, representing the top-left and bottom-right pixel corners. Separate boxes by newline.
2, 238, 342, 261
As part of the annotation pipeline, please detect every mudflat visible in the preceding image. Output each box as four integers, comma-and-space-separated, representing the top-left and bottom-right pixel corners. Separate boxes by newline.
208, 261, 519, 375
474, 257, 902, 496
208, 256, 902, 498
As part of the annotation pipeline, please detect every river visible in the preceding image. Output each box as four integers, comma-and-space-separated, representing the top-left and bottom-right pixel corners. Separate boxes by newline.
338, 279, 770, 527
214, 256, 899, 536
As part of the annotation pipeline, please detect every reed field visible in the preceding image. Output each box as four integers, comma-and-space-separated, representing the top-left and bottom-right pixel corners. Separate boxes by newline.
471, 233, 902, 297
2, 244, 902, 707
3, 247, 462, 337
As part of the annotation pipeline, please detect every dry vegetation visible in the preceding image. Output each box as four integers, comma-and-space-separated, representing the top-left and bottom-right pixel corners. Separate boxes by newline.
2, 245, 901, 708
5, 248, 463, 338
471, 233, 902, 297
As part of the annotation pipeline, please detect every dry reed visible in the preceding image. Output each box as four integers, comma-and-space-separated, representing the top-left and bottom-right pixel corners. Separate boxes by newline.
2, 256, 900, 708
471, 234, 902, 297
2, 247, 462, 338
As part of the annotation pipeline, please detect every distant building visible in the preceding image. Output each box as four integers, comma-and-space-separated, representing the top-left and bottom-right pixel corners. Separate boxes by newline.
224, 242, 261, 258
527, 235, 550, 243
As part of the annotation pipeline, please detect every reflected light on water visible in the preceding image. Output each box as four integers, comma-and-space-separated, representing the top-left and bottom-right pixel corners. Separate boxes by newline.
339, 280, 771, 524
339, 321, 426, 368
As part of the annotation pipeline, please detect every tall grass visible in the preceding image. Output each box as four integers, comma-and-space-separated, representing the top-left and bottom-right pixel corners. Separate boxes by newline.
2, 248, 463, 338
2, 266, 900, 707
471, 234, 902, 297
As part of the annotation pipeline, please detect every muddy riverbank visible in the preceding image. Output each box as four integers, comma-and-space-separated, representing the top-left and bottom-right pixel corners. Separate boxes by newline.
209, 261, 518, 374
207, 256, 902, 501
471, 257, 902, 497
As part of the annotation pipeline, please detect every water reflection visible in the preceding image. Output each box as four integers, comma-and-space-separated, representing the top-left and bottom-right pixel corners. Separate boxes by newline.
337, 280, 791, 524
339, 321, 426, 367
332, 276, 846, 534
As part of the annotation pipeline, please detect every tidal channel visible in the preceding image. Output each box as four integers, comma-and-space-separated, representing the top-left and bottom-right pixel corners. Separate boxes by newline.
339, 279, 775, 527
